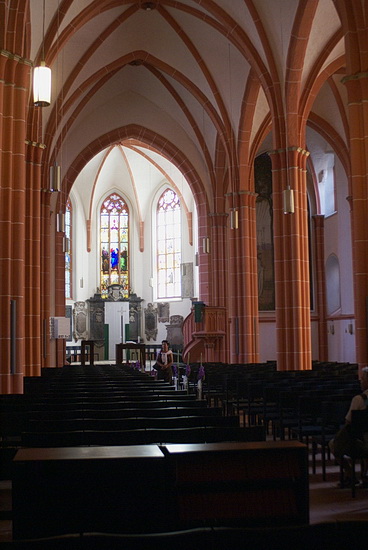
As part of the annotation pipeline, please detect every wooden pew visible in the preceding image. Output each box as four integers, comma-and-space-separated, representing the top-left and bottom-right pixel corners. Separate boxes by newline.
12, 441, 308, 540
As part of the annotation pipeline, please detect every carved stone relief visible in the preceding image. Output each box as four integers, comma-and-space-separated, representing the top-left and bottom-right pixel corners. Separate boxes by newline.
157, 302, 170, 323
166, 315, 184, 347
89, 304, 105, 343
144, 303, 158, 341
73, 301, 88, 341
107, 284, 125, 301
129, 293, 142, 341
181, 262, 194, 298
65, 305, 73, 342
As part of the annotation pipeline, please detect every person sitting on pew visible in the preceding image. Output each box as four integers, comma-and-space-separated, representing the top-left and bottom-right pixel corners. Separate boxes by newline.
329, 366, 368, 487
154, 340, 174, 384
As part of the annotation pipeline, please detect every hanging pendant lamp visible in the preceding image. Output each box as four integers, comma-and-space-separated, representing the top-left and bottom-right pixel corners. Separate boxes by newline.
283, 186, 295, 214
33, 61, 51, 107
33, 0, 51, 107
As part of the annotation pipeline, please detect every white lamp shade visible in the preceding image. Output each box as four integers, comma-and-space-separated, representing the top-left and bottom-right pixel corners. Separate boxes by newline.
283, 188, 295, 214
33, 62, 51, 106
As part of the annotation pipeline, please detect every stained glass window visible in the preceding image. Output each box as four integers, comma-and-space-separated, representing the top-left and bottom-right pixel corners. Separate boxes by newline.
157, 188, 181, 299
65, 199, 72, 299
100, 193, 129, 298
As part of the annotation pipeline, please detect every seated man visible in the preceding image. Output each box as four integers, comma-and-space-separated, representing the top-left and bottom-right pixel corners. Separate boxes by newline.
329, 366, 368, 486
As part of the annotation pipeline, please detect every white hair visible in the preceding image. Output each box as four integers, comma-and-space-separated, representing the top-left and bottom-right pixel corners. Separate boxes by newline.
362, 366, 368, 376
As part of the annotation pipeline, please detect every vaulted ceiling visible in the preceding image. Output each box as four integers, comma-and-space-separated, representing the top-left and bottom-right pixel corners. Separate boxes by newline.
25, 0, 347, 211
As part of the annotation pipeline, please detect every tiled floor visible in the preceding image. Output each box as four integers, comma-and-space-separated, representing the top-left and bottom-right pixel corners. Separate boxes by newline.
1, 451, 367, 542
309, 466, 368, 524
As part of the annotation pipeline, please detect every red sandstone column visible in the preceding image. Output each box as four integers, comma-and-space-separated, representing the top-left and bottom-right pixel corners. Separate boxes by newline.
41, 190, 52, 368
0, 54, 30, 393
228, 190, 259, 363
209, 212, 229, 360
0, 55, 12, 393
24, 141, 45, 377
209, 213, 228, 308
343, 74, 368, 372
55, 195, 67, 367
313, 215, 328, 361
270, 147, 312, 371
197, 207, 211, 304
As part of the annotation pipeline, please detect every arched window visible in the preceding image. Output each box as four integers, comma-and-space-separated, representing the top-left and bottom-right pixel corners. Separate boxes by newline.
157, 188, 181, 299
100, 193, 129, 298
65, 199, 72, 299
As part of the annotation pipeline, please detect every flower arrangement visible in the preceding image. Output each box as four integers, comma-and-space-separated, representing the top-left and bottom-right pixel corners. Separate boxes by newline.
198, 364, 205, 380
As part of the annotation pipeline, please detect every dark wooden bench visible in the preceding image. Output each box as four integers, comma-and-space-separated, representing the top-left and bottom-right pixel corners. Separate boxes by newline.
21, 425, 266, 448
12, 441, 308, 540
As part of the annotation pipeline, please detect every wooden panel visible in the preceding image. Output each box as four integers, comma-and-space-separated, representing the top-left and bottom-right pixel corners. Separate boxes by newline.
12, 446, 167, 540
164, 441, 309, 528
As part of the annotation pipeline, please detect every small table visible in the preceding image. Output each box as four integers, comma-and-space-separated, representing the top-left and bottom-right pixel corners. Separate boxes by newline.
116, 342, 145, 369
81, 340, 95, 365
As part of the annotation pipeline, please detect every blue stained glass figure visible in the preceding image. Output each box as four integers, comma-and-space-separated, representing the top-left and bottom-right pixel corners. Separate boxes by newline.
110, 247, 119, 268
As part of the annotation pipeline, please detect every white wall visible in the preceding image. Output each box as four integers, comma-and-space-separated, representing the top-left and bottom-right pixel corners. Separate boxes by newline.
323, 157, 355, 363
258, 320, 276, 362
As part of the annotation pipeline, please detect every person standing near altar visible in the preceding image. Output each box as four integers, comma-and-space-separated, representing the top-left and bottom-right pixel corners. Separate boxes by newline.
155, 340, 174, 384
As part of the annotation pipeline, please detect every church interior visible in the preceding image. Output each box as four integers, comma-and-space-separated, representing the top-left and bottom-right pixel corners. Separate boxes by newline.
1, 0, 368, 546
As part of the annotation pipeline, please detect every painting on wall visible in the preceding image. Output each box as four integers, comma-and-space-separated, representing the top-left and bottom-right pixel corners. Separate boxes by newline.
255, 153, 275, 311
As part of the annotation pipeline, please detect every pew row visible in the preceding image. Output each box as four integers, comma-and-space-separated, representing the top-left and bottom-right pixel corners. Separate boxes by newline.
12, 441, 308, 540
21, 425, 265, 447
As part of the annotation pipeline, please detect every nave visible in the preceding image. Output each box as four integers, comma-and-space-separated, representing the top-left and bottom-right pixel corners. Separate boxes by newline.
1, 362, 368, 547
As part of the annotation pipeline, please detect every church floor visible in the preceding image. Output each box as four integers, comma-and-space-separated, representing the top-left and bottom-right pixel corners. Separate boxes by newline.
0, 447, 367, 542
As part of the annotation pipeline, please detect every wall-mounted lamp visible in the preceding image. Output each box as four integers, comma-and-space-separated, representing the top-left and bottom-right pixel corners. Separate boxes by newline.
79, 278, 84, 288
50, 163, 61, 192
57, 212, 65, 233
195, 252, 199, 266
283, 187, 294, 214
202, 237, 210, 254
63, 236, 69, 253
230, 208, 239, 229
